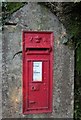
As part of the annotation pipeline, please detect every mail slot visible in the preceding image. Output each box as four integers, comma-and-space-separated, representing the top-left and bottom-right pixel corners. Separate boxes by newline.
22, 31, 54, 114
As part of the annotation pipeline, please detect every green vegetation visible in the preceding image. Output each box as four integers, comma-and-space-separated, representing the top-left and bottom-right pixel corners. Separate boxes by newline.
2, 2, 26, 25
2, 2, 26, 14
75, 86, 81, 119
76, 44, 81, 74
68, 3, 81, 119
6, 2, 26, 14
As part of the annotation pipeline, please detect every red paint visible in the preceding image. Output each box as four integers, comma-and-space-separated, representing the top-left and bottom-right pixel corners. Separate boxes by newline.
22, 31, 54, 114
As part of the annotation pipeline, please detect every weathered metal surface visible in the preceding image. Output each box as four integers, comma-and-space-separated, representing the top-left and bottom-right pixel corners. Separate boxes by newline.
23, 31, 54, 114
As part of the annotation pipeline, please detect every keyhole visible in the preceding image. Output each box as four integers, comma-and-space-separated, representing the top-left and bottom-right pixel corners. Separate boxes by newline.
32, 86, 35, 90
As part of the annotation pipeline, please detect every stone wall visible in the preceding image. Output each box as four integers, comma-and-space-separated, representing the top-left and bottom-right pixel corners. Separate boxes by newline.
2, 2, 74, 118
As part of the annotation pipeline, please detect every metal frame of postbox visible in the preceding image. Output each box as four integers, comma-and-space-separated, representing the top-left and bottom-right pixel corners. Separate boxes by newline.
22, 31, 54, 114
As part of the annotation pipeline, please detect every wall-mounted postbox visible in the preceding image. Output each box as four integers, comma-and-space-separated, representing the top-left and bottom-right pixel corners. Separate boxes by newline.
22, 31, 54, 114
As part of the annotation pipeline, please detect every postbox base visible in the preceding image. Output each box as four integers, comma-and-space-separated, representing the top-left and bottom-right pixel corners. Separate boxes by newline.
23, 109, 52, 114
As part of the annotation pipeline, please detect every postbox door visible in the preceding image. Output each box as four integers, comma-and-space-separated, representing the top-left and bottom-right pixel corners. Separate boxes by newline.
23, 31, 53, 114
27, 60, 49, 110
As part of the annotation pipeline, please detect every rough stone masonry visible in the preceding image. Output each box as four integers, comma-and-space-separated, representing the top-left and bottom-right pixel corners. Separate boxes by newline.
2, 2, 74, 118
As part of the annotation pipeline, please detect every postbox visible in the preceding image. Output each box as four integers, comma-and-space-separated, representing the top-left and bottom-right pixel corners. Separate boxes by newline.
22, 31, 54, 114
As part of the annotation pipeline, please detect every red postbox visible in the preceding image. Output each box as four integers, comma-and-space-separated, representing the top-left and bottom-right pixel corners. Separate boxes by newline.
22, 31, 54, 114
